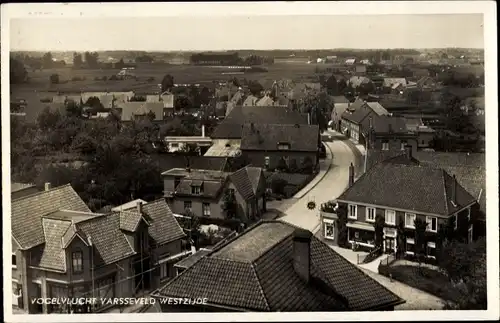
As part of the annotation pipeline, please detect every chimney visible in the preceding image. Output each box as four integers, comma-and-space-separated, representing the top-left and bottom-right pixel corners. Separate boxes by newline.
404, 145, 412, 160
451, 174, 457, 205
201, 124, 205, 137
44, 182, 52, 191
293, 228, 312, 284
348, 163, 355, 187
137, 201, 143, 214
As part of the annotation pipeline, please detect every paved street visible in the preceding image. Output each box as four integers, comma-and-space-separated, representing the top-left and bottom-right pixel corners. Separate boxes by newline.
279, 134, 360, 232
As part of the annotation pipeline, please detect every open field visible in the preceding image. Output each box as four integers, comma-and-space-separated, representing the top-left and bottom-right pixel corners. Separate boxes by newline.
11, 63, 321, 122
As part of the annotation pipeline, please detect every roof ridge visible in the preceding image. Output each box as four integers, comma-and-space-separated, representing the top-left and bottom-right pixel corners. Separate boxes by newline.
251, 231, 292, 264
250, 262, 271, 311
12, 183, 72, 202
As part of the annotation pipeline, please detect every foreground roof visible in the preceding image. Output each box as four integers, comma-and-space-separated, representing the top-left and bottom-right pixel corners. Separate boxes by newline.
12, 184, 91, 250
338, 162, 477, 216
154, 220, 404, 311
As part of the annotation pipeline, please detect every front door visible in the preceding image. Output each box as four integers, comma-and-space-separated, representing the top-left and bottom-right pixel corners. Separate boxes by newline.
385, 238, 395, 253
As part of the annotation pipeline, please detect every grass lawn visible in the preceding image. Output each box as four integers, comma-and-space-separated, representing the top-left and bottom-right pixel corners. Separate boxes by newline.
379, 264, 460, 304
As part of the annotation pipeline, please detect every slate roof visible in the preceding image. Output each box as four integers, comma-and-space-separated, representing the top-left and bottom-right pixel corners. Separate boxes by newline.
241, 123, 319, 152
154, 220, 404, 311
337, 162, 477, 216
229, 166, 265, 201
212, 106, 308, 139
11, 184, 91, 250
174, 248, 212, 270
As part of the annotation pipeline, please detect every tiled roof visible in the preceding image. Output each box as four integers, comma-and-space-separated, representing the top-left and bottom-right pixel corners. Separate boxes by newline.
256, 95, 275, 106
331, 96, 350, 104
338, 162, 477, 216
38, 218, 72, 271
151, 155, 231, 173
383, 78, 408, 87
341, 100, 389, 124
115, 102, 164, 121
11, 184, 91, 250
348, 76, 371, 88
155, 221, 403, 311
174, 248, 212, 269
243, 95, 259, 106
119, 210, 145, 232
141, 199, 186, 246
76, 213, 136, 267
175, 179, 226, 199
241, 123, 319, 152
212, 106, 308, 139
229, 166, 265, 201
365, 102, 389, 116
362, 115, 409, 134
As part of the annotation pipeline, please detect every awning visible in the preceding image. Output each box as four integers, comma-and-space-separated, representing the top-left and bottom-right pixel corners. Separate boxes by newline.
347, 222, 375, 232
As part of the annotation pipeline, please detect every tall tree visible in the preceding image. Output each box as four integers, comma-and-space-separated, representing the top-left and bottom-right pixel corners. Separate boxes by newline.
221, 189, 238, 220
10, 58, 28, 84
42, 52, 53, 68
161, 74, 175, 93
414, 217, 428, 269
325, 74, 338, 95
373, 213, 385, 251
73, 53, 83, 68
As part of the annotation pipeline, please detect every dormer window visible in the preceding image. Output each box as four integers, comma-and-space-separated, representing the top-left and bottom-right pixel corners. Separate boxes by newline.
277, 142, 290, 150
191, 185, 201, 195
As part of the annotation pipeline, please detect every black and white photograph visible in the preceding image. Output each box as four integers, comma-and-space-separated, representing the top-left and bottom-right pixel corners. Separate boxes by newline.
2, 1, 498, 321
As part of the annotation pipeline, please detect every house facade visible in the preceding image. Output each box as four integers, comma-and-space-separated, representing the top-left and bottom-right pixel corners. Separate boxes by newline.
363, 116, 418, 152
162, 166, 267, 225
320, 159, 480, 257
240, 123, 320, 172
340, 100, 390, 145
11, 184, 187, 313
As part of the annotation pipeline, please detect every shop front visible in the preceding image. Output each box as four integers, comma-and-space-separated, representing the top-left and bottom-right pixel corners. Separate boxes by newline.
347, 222, 375, 250
320, 211, 338, 245
383, 227, 397, 254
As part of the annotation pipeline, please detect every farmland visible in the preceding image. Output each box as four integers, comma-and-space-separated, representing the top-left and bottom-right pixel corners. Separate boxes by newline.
11, 62, 322, 122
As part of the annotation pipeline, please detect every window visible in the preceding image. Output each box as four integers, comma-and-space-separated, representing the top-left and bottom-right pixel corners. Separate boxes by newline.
467, 207, 471, 222
468, 225, 474, 243
382, 141, 389, 150
72, 250, 83, 274
385, 210, 396, 225
228, 188, 235, 196
202, 203, 211, 216
324, 220, 335, 240
426, 216, 437, 232
174, 177, 181, 189
405, 213, 416, 228
160, 261, 170, 279
191, 185, 201, 195
421, 140, 425, 145
426, 241, 436, 258
12, 253, 17, 268
171, 143, 179, 148
406, 237, 415, 254
277, 143, 290, 150
264, 156, 270, 167
400, 141, 407, 150
366, 207, 376, 222
96, 276, 115, 304
184, 201, 192, 210
454, 214, 458, 230
348, 204, 358, 219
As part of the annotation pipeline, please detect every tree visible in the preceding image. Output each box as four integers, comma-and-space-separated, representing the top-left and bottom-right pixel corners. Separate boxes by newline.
66, 100, 83, 117
43, 52, 53, 68
325, 74, 338, 95
373, 213, 385, 251
161, 74, 174, 93
84, 51, 99, 68
337, 79, 347, 94
10, 58, 28, 84
174, 95, 191, 112
50, 74, 60, 84
199, 87, 211, 105
73, 53, 83, 68
37, 107, 62, 131
276, 157, 288, 172
270, 178, 287, 197
396, 218, 406, 257
85, 96, 104, 111
70, 132, 98, 155
288, 159, 299, 173
248, 81, 264, 96
438, 237, 486, 310
300, 156, 315, 174
221, 189, 238, 219
414, 217, 428, 269
337, 205, 348, 247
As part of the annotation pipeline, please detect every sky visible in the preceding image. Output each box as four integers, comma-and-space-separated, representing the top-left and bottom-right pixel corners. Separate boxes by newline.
9, 14, 484, 51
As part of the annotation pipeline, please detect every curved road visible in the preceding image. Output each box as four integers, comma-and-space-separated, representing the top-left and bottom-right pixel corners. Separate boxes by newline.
277, 134, 360, 232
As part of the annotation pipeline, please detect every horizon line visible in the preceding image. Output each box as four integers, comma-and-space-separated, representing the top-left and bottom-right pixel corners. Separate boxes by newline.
10, 47, 485, 53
